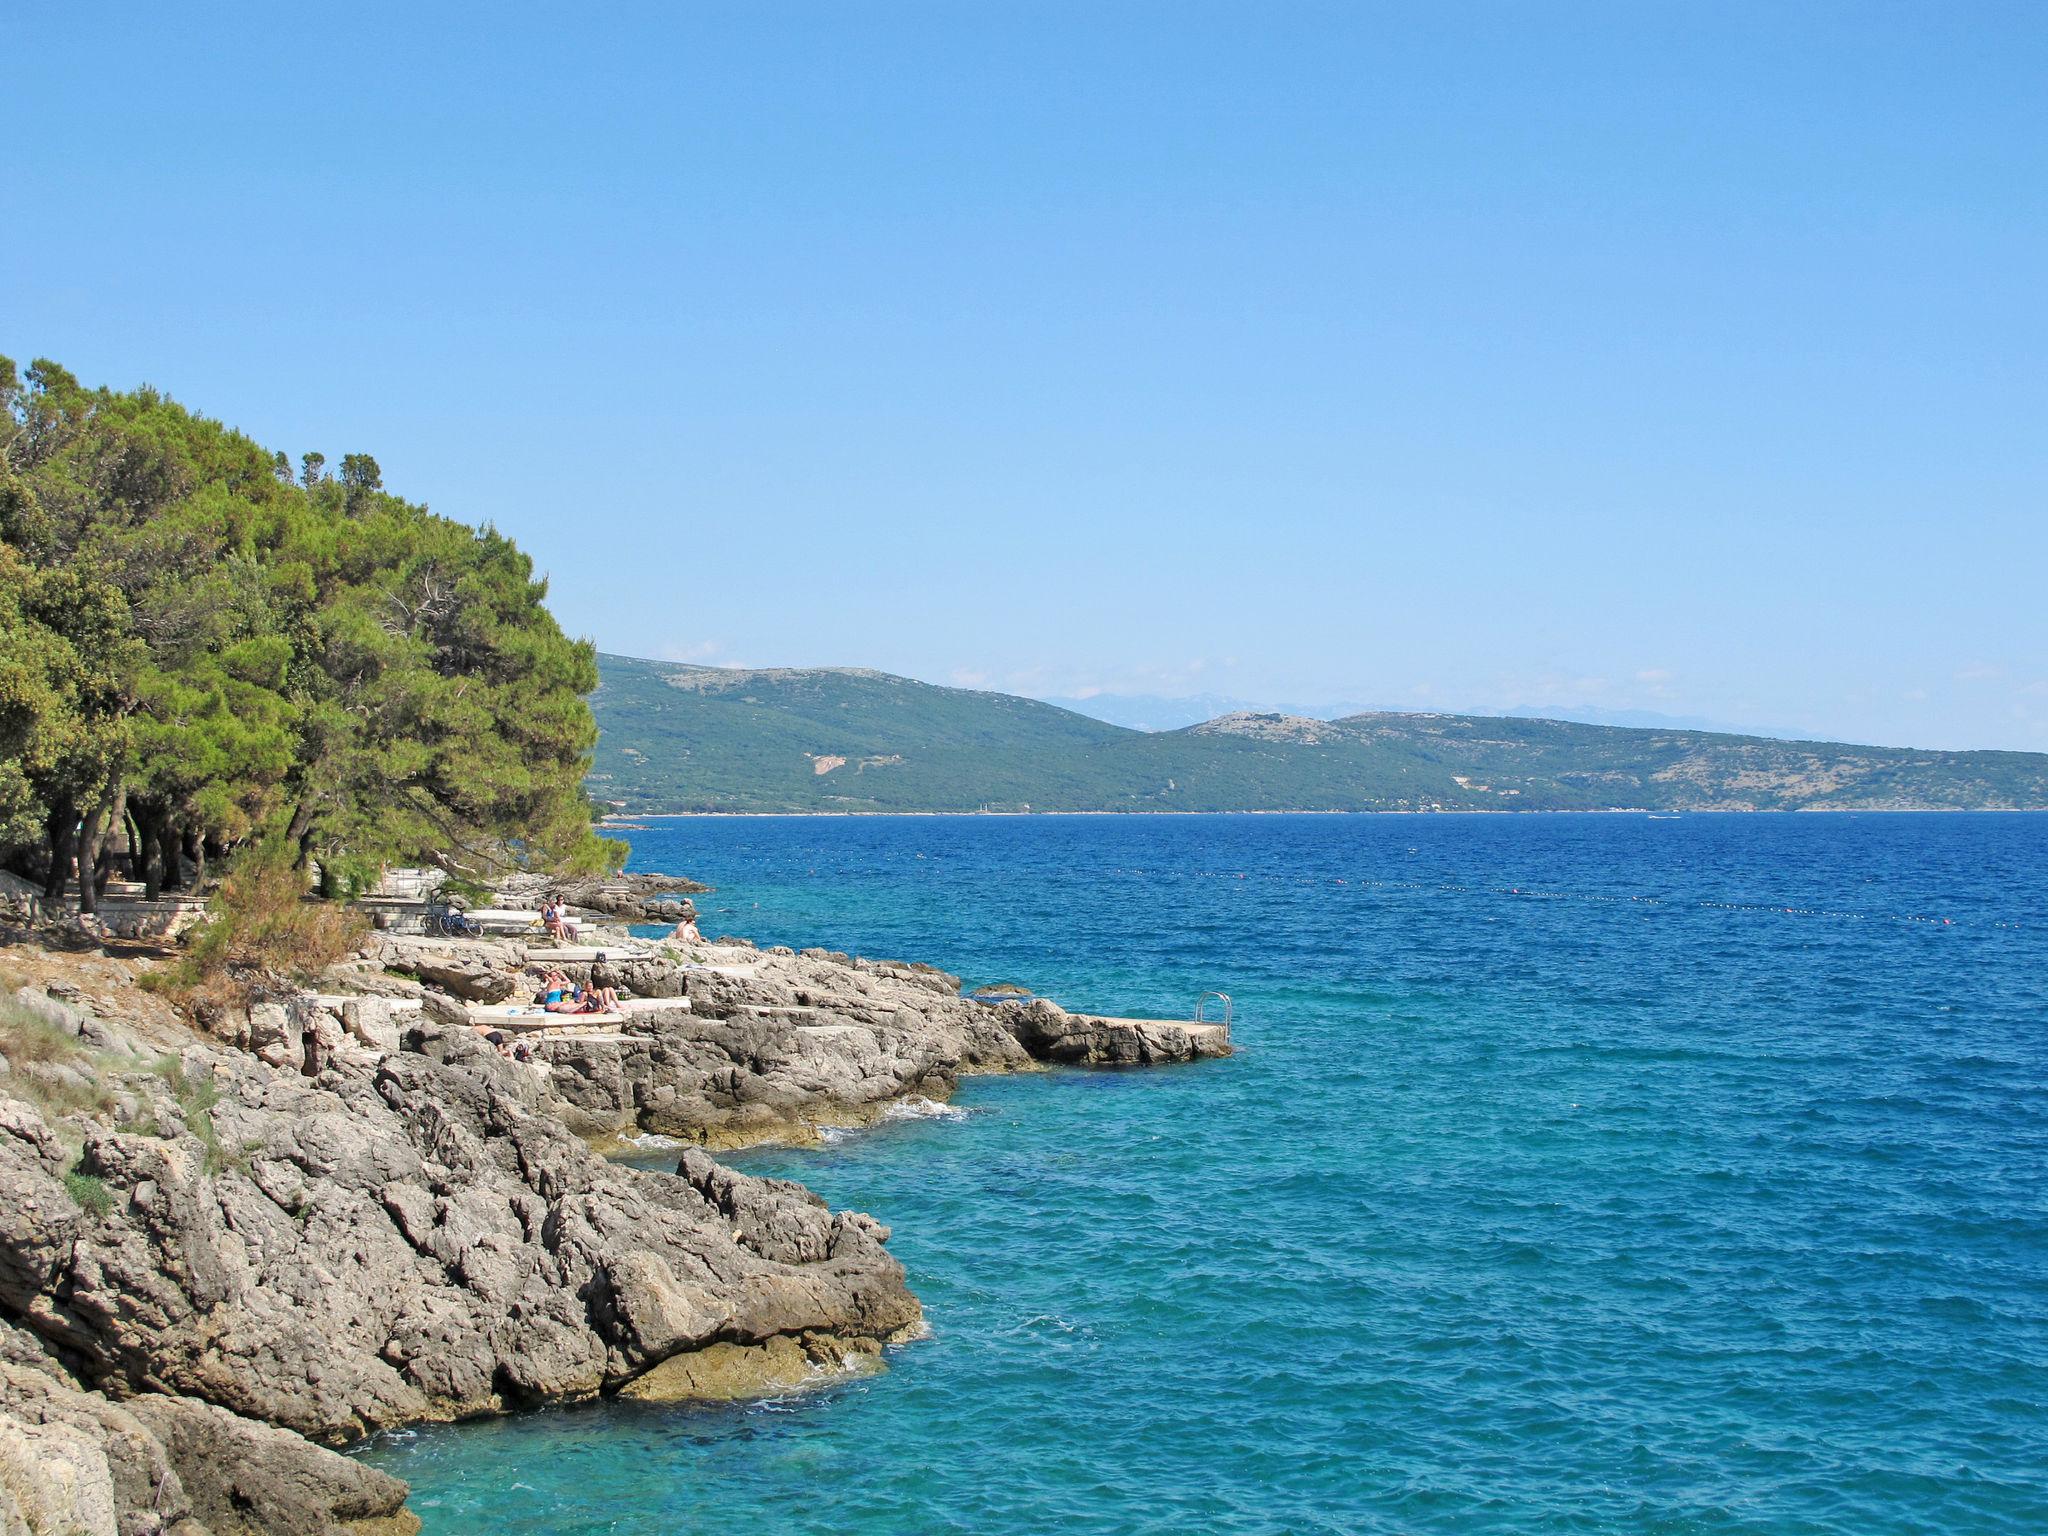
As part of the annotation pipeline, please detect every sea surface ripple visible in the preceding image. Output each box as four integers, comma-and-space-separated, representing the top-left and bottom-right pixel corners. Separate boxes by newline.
364, 813, 2048, 1534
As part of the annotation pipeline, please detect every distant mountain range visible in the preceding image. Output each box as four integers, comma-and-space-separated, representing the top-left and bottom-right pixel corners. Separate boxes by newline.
588, 654, 2048, 815
1039, 691, 1792, 737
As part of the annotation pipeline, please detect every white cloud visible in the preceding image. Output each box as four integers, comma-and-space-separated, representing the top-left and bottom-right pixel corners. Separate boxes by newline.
656, 640, 724, 664
937, 655, 1242, 701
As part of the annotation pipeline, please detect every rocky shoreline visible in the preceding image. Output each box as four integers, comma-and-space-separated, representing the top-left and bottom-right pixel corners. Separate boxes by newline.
0, 886, 1228, 1535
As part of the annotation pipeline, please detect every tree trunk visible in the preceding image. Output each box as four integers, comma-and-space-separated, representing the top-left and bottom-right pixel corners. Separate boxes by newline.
189, 827, 208, 888
286, 800, 317, 868
135, 803, 163, 898
75, 802, 107, 915
96, 786, 128, 895
134, 804, 158, 898
42, 798, 76, 901
159, 818, 185, 893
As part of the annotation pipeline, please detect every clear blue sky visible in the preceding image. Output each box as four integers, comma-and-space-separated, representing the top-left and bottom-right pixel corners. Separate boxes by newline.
11, 3, 2045, 749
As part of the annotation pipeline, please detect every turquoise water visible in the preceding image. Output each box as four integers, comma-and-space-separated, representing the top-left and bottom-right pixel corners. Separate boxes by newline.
366, 814, 2048, 1533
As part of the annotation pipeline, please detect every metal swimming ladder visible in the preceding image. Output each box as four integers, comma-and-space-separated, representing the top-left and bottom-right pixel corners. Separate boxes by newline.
1194, 991, 1233, 1026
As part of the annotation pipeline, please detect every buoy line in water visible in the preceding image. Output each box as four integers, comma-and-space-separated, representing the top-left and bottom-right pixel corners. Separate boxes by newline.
1098, 868, 2026, 930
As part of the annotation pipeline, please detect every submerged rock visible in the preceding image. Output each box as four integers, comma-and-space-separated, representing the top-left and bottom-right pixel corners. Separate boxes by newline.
616, 1331, 885, 1403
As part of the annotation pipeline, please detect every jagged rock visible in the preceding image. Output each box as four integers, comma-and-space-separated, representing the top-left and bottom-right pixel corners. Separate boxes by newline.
339, 998, 400, 1051
10, 986, 88, 1039
317, 962, 426, 1002
368, 936, 517, 1003
529, 948, 1034, 1145
126, 1394, 418, 1536
414, 989, 469, 1030
616, 1331, 884, 1403
584, 955, 685, 998
0, 1025, 917, 1446
1, 1321, 201, 1536
498, 872, 709, 919
0, 881, 1231, 1534
0, 1317, 413, 1536
244, 1004, 295, 1069
1000, 998, 1229, 1065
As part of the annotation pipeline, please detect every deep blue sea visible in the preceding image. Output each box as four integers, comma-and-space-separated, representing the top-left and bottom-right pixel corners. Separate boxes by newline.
365, 813, 2048, 1534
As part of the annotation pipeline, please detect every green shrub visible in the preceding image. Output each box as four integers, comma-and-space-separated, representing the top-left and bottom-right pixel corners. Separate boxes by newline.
150, 1056, 240, 1172
63, 1168, 114, 1218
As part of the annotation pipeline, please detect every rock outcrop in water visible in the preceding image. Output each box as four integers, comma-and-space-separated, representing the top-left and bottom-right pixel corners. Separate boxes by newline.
502, 941, 1226, 1146
536, 947, 1035, 1146
0, 888, 1228, 1533
2, 1319, 416, 1536
0, 1019, 918, 1448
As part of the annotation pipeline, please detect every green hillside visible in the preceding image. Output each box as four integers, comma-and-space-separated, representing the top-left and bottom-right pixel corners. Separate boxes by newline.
588, 654, 2048, 814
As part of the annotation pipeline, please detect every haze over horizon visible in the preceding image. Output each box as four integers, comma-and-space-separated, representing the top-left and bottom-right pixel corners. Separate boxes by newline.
596, 650, 1951, 751
11, 3, 2045, 750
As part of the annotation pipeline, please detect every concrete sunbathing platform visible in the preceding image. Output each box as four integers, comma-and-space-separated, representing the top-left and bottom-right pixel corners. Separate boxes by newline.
523, 946, 661, 964
469, 997, 688, 1018
462, 907, 547, 933
466, 996, 690, 1033
472, 1009, 628, 1032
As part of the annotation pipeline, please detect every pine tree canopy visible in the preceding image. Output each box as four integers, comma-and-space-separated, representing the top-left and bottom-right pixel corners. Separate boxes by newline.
0, 352, 620, 906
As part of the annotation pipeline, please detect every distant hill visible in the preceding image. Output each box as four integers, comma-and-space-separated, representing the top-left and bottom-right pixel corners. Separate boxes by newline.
588, 654, 2048, 814
1042, 690, 1791, 737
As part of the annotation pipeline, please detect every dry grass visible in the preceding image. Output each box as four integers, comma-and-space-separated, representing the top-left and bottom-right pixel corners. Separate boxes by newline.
0, 994, 83, 1065
147, 845, 368, 1016
0, 993, 117, 1120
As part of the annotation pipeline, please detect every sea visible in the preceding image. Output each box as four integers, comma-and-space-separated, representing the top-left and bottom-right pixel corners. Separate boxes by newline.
362, 812, 2048, 1534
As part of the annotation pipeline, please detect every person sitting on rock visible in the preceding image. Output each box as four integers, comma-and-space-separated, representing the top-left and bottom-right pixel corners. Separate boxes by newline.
669, 914, 703, 944
536, 969, 571, 1007
543, 898, 579, 942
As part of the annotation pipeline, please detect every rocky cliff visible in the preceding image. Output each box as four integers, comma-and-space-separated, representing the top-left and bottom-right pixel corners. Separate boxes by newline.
0, 903, 1227, 1535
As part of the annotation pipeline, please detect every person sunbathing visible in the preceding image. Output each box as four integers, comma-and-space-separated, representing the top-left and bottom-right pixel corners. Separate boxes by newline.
536, 969, 571, 1007
575, 985, 619, 1015
670, 915, 703, 944
544, 982, 589, 1013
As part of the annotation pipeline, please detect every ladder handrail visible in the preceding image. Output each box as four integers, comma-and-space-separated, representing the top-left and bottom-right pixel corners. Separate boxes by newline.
1194, 990, 1232, 1026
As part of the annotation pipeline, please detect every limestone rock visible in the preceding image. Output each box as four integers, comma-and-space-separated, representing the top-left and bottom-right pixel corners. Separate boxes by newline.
616, 1331, 884, 1403
368, 936, 518, 1003
126, 1393, 418, 1536
1001, 999, 1229, 1065
0, 1025, 917, 1445
497, 871, 709, 919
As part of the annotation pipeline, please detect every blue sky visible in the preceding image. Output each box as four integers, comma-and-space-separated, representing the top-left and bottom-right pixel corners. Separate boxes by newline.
10, 3, 2045, 749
